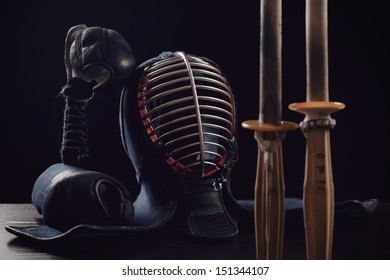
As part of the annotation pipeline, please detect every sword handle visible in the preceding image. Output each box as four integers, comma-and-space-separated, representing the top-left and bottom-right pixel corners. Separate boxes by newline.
304, 129, 334, 259
289, 101, 345, 260
243, 120, 298, 260
254, 146, 284, 260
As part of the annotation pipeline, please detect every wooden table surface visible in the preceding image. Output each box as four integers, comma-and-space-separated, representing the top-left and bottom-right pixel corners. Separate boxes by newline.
0, 203, 389, 260
0, 204, 258, 260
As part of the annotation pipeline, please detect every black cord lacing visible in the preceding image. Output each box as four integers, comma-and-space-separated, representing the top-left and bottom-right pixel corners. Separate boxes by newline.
60, 83, 91, 166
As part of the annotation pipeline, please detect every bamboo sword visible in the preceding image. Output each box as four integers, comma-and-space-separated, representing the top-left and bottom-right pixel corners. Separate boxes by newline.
289, 0, 345, 260
242, 0, 298, 259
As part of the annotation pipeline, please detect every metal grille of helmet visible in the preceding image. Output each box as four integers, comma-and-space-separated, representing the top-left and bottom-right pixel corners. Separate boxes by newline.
138, 52, 235, 178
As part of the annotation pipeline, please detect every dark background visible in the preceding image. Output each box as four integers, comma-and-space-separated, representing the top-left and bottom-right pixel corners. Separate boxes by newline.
1, 0, 388, 204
